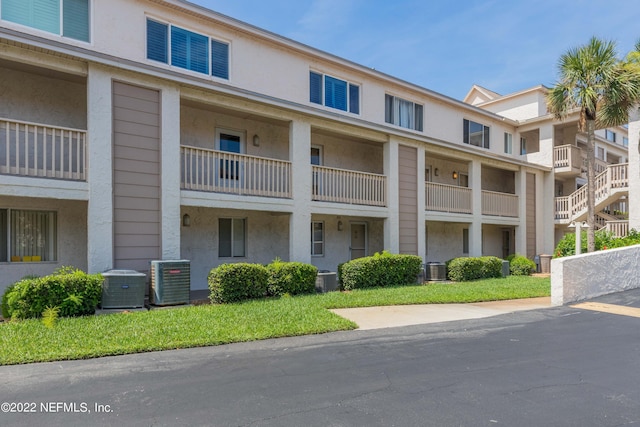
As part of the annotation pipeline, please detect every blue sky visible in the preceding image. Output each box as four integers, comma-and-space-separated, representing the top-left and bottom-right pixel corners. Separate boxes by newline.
189, 0, 639, 100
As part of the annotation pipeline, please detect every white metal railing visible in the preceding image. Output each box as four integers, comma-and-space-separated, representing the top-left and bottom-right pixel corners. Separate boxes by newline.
425, 182, 472, 214
554, 144, 582, 170
604, 220, 629, 238
312, 165, 386, 206
482, 190, 519, 217
0, 117, 86, 180
555, 163, 629, 221
181, 146, 291, 198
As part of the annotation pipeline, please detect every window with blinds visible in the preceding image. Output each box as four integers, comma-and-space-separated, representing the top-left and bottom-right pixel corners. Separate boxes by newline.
146, 19, 229, 79
1, 0, 90, 42
310, 71, 360, 114
0, 209, 57, 262
385, 94, 423, 131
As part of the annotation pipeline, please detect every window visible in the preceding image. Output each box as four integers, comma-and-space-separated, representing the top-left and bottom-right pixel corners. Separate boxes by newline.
623, 137, 629, 147
520, 137, 527, 155
219, 218, 245, 257
1, 0, 90, 42
1, 209, 57, 262
385, 95, 423, 131
311, 221, 324, 256
147, 19, 229, 79
504, 132, 513, 154
605, 130, 616, 143
310, 146, 323, 166
597, 146, 605, 160
216, 129, 244, 180
309, 72, 359, 114
463, 119, 489, 148
462, 228, 469, 254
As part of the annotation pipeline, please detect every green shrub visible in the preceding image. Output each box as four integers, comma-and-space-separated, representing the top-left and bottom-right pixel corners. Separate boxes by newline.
340, 251, 422, 290
509, 255, 536, 276
2, 267, 102, 320
208, 263, 269, 304
266, 260, 318, 296
553, 228, 640, 258
448, 256, 503, 282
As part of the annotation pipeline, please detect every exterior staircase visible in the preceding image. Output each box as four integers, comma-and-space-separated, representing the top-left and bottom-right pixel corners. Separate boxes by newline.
555, 163, 629, 235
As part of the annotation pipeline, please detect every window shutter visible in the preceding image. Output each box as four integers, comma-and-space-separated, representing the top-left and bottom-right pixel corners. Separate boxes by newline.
170, 26, 188, 68
483, 126, 490, 149
385, 94, 394, 124
414, 103, 423, 131
325, 76, 347, 111
463, 119, 469, 144
211, 39, 229, 79
2, 0, 60, 35
309, 72, 322, 104
147, 19, 168, 63
349, 83, 359, 114
63, 0, 89, 41
171, 26, 208, 74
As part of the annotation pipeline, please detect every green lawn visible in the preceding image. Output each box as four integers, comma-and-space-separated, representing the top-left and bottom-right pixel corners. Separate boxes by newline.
0, 276, 549, 365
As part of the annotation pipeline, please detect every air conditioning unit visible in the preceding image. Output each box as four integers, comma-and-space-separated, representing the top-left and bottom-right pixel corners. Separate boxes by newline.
101, 270, 147, 309
150, 260, 191, 306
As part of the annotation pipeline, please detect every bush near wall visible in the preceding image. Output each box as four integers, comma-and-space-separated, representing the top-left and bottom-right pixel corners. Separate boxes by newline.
554, 229, 640, 258
340, 251, 423, 290
208, 263, 269, 304
1, 267, 102, 320
447, 256, 503, 282
266, 260, 318, 296
508, 255, 537, 276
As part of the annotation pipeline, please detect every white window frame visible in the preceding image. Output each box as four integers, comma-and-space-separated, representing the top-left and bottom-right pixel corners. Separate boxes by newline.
218, 217, 246, 258
1, 208, 57, 263
311, 221, 324, 257
504, 132, 513, 154
309, 71, 360, 114
605, 129, 616, 143
385, 94, 424, 131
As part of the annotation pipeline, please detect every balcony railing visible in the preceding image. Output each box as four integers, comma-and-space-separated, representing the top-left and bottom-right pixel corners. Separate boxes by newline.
425, 182, 472, 214
0, 117, 86, 181
604, 220, 629, 238
482, 190, 518, 217
553, 144, 582, 173
312, 165, 386, 206
181, 146, 291, 198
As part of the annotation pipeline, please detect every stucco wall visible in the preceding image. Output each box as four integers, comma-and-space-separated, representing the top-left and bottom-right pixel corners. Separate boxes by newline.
0, 65, 86, 129
180, 104, 290, 160
0, 197, 87, 293
426, 221, 469, 262
310, 214, 384, 272
311, 132, 383, 174
551, 245, 640, 306
180, 207, 289, 290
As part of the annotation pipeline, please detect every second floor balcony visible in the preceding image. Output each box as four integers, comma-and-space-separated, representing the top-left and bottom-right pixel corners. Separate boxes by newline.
425, 182, 519, 218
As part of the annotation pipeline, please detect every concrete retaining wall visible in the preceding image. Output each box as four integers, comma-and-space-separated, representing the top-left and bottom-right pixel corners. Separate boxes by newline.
551, 244, 640, 306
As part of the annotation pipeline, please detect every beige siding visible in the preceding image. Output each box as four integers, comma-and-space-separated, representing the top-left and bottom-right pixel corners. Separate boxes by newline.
526, 173, 536, 259
112, 81, 161, 272
398, 145, 418, 255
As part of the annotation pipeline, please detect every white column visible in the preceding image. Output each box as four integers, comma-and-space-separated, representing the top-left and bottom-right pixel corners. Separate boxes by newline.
86, 64, 114, 274
289, 119, 312, 263
515, 169, 528, 256
416, 146, 426, 260
384, 137, 400, 253
469, 159, 482, 256
629, 107, 640, 231
161, 85, 182, 259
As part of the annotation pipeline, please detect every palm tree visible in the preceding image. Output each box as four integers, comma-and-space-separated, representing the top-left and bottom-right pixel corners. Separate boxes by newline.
547, 37, 640, 252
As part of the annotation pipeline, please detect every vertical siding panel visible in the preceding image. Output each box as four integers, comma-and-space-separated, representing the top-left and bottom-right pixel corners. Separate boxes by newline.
398, 145, 418, 255
526, 173, 537, 259
112, 82, 161, 272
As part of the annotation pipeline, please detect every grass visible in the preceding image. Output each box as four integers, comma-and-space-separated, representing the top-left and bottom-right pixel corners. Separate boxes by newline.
0, 276, 549, 365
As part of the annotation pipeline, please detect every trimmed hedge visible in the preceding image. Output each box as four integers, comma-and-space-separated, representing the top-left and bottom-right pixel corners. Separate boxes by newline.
208, 263, 269, 304
2, 267, 103, 320
509, 255, 537, 276
340, 251, 422, 290
447, 256, 502, 282
267, 261, 318, 296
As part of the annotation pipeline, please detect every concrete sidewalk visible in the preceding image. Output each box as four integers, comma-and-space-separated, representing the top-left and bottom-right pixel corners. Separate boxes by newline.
331, 297, 551, 330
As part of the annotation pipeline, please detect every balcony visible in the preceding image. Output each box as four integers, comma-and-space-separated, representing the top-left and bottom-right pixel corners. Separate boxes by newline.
553, 145, 582, 177
482, 190, 518, 217
312, 165, 386, 207
181, 146, 292, 198
0, 117, 86, 181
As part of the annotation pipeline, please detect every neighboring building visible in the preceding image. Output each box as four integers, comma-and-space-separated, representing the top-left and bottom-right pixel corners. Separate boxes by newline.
0, 0, 635, 293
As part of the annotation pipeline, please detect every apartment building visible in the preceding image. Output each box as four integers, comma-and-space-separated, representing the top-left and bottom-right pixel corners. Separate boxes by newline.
0, 0, 635, 293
